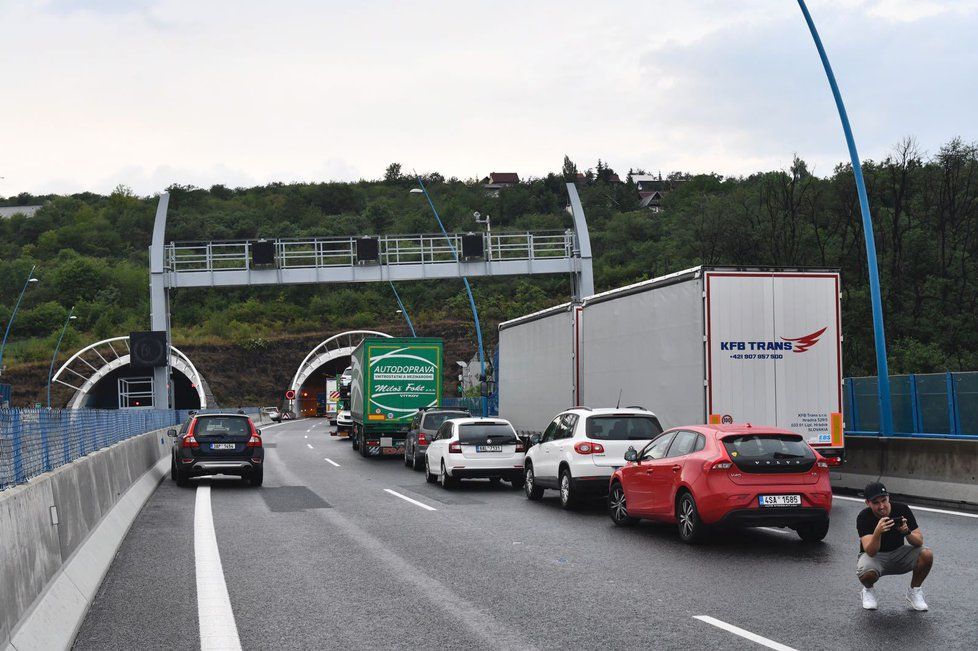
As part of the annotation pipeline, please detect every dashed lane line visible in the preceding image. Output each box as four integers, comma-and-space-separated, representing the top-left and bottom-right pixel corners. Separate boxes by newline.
384, 489, 437, 511
195, 486, 242, 651
693, 616, 796, 651
834, 494, 978, 518
307, 443, 314, 450
324, 458, 341, 467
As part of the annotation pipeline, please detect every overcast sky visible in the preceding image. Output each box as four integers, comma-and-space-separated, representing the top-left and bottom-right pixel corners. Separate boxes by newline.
1, 0, 976, 196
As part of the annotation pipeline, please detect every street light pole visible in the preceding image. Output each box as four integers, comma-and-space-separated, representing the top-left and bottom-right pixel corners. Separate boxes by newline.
0, 264, 39, 378
414, 176, 488, 417
797, 0, 893, 435
389, 281, 417, 337
47, 307, 77, 408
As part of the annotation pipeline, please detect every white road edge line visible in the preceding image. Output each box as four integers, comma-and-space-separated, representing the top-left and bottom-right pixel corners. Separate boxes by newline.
324, 458, 341, 467
306, 443, 314, 449
195, 486, 242, 651
834, 494, 978, 519
694, 616, 796, 651
384, 489, 437, 511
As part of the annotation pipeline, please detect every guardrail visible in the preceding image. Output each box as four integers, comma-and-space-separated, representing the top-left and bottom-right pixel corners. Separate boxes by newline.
844, 371, 978, 439
0, 408, 178, 490
165, 231, 573, 273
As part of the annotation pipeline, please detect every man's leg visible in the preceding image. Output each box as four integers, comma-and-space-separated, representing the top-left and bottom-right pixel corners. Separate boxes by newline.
859, 570, 879, 588
910, 548, 933, 588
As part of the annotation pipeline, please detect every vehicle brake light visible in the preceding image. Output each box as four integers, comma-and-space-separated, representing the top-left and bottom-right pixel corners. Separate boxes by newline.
822, 455, 843, 467
449, 441, 462, 453
417, 434, 428, 446
574, 441, 605, 455
704, 459, 732, 471
181, 434, 199, 449
246, 435, 262, 448
515, 439, 526, 453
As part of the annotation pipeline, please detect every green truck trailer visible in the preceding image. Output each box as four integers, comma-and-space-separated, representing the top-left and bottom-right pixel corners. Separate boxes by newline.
350, 337, 443, 457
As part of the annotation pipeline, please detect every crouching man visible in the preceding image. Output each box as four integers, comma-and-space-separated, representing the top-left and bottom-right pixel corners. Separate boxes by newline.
856, 482, 934, 611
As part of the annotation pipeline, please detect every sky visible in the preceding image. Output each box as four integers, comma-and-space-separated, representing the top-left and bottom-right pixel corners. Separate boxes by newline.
1, 0, 976, 196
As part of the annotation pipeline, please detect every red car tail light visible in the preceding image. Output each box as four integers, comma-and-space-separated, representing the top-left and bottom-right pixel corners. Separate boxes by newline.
246, 435, 262, 448
417, 433, 428, 446
448, 441, 462, 453
573, 441, 605, 455
823, 455, 843, 467
704, 459, 732, 472
515, 439, 526, 453
181, 434, 199, 449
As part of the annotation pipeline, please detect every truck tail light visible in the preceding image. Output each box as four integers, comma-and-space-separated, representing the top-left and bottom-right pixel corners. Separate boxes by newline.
448, 441, 462, 454
573, 441, 605, 455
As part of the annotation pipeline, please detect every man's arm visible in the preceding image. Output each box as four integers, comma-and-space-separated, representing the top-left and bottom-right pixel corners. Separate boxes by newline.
905, 527, 923, 547
861, 517, 895, 556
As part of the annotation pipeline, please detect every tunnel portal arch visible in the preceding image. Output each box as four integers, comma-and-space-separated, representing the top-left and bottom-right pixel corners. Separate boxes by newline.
289, 330, 391, 414
52, 336, 211, 409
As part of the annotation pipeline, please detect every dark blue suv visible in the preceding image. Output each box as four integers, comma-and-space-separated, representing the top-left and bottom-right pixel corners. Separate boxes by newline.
169, 413, 264, 487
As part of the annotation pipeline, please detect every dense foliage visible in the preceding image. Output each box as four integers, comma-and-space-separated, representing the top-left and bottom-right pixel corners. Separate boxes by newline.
2, 137, 976, 377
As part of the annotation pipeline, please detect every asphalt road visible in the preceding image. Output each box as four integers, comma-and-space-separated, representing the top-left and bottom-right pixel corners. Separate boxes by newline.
74, 418, 978, 650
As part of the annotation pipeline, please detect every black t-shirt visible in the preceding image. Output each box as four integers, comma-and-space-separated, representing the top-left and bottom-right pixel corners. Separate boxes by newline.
856, 502, 918, 553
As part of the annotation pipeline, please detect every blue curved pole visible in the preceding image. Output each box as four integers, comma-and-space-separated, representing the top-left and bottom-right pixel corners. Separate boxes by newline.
47, 306, 75, 408
797, 0, 893, 436
388, 281, 417, 337
0, 264, 38, 378
415, 176, 487, 416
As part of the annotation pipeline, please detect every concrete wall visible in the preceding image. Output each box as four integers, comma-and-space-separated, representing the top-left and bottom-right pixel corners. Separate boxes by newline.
0, 427, 171, 649
832, 435, 978, 506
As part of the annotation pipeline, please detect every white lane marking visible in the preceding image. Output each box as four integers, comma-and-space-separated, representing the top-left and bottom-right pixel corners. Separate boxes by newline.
694, 616, 796, 651
384, 489, 437, 511
194, 486, 242, 651
834, 494, 978, 519
304, 435, 308, 439
324, 458, 340, 467
306, 443, 314, 449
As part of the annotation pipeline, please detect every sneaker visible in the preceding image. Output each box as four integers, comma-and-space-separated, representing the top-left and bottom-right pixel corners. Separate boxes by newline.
861, 587, 878, 610
906, 587, 928, 611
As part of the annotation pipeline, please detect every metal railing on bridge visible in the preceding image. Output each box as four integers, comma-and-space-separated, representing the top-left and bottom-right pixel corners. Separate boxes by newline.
166, 231, 573, 273
0, 408, 178, 490
844, 372, 978, 439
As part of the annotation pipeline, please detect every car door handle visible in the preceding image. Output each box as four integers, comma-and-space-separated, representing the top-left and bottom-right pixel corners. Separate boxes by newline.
672, 465, 680, 473
644, 469, 654, 475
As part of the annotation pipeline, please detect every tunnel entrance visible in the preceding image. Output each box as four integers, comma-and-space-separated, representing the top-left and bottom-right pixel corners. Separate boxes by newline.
79, 366, 202, 410
296, 355, 351, 418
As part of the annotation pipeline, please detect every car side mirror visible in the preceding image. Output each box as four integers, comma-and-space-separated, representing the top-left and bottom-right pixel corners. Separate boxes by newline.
529, 433, 541, 446
255, 428, 262, 436
624, 447, 638, 463
166, 429, 178, 438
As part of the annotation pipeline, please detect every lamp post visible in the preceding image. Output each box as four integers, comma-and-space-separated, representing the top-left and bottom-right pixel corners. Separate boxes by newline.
797, 0, 893, 435
389, 281, 417, 337
412, 177, 488, 417
0, 264, 39, 378
47, 307, 76, 408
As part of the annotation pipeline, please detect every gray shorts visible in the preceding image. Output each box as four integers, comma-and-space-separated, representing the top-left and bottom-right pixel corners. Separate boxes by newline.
856, 545, 923, 578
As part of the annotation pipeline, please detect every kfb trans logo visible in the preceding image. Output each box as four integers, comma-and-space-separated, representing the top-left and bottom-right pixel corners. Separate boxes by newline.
719, 327, 826, 354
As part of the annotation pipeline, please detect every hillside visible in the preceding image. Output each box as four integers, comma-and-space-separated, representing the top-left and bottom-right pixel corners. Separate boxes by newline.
2, 142, 977, 406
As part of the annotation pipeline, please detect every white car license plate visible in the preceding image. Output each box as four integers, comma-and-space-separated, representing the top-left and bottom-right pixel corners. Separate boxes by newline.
477, 445, 502, 453
211, 443, 235, 450
759, 494, 801, 507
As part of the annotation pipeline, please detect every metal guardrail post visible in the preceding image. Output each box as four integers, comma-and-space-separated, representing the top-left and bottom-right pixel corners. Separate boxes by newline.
908, 374, 921, 435
846, 378, 859, 433
11, 410, 24, 484
947, 371, 959, 436
40, 409, 51, 472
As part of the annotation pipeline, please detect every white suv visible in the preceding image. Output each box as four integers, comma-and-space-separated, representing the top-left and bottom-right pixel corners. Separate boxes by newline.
424, 417, 526, 489
523, 407, 664, 508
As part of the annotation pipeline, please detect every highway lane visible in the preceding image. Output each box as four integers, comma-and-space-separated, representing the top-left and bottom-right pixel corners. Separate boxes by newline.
75, 418, 978, 650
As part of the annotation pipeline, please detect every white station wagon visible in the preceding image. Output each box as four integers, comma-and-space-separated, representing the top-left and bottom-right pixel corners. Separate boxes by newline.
424, 417, 526, 489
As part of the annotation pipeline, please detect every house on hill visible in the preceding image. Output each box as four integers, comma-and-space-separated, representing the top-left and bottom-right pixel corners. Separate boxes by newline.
481, 172, 520, 196
631, 173, 677, 213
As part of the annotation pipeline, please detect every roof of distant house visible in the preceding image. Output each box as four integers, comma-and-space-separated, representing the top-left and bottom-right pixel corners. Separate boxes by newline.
488, 172, 519, 184
0, 205, 43, 219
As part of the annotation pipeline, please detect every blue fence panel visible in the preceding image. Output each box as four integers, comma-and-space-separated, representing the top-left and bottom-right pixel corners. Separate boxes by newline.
0, 408, 178, 490
843, 371, 977, 439
0, 383, 10, 408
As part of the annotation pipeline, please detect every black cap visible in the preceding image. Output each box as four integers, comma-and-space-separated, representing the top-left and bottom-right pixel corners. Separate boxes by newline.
864, 482, 888, 501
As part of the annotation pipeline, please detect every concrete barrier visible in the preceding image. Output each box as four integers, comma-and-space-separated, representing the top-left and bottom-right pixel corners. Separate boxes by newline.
832, 435, 978, 506
0, 427, 171, 650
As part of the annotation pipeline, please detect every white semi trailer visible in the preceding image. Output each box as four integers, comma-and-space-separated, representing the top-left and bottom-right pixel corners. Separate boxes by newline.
498, 266, 845, 456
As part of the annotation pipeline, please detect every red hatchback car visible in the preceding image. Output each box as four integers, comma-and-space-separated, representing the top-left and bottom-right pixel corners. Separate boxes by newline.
608, 424, 834, 543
